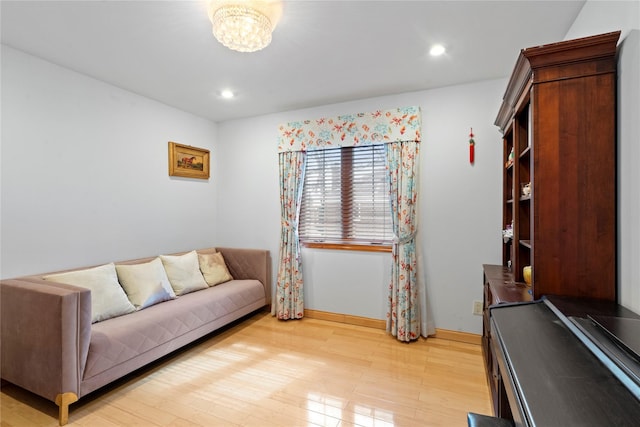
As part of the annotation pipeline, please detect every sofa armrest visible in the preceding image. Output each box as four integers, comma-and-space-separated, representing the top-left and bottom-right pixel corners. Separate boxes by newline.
215, 247, 271, 305
0, 279, 92, 403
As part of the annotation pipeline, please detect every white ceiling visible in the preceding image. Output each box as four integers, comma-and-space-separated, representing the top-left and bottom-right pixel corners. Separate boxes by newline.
1, 1, 586, 122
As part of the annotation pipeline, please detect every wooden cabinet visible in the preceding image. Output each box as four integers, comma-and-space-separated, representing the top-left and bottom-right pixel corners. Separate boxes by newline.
495, 31, 619, 301
482, 265, 531, 418
485, 31, 620, 417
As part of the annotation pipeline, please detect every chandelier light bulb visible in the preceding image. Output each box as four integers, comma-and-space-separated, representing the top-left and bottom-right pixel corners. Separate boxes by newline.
211, 5, 273, 53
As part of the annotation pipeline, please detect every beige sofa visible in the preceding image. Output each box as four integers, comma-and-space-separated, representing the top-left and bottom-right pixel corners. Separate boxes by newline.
0, 247, 271, 425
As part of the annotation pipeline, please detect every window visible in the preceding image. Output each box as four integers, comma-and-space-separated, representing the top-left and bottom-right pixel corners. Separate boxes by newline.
299, 145, 393, 250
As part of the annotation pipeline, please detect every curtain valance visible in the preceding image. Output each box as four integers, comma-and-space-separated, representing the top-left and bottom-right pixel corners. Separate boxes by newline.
277, 106, 421, 153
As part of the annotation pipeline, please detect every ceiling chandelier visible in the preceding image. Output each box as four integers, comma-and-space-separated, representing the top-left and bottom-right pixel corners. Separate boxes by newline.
208, 1, 282, 53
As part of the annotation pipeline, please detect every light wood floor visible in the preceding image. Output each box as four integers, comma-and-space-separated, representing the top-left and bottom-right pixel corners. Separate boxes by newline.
1, 311, 491, 426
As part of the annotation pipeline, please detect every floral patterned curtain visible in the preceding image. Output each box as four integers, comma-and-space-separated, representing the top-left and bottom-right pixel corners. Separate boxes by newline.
386, 141, 421, 341
274, 151, 305, 319
276, 106, 425, 332
278, 107, 421, 153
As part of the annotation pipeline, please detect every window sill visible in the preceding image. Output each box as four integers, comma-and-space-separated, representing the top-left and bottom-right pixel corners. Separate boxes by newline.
301, 242, 392, 253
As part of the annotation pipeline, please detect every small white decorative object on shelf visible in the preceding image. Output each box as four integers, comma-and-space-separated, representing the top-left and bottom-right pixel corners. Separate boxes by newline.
502, 221, 514, 243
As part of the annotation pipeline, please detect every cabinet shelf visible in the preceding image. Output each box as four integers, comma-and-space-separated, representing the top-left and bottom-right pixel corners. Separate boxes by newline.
495, 31, 618, 300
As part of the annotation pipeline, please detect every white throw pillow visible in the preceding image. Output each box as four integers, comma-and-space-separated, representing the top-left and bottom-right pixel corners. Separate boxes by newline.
198, 252, 233, 286
116, 257, 176, 310
43, 263, 136, 323
160, 250, 208, 295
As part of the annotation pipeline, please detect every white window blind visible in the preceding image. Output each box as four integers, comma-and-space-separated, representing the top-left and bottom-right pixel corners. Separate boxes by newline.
299, 145, 393, 245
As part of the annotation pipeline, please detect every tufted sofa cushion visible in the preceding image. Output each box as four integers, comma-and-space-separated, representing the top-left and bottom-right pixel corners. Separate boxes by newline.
83, 279, 265, 385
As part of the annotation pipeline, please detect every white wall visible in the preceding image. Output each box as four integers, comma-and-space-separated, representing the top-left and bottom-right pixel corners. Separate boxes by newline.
617, 30, 640, 314
5, 0, 635, 333
215, 0, 640, 331
0, 46, 219, 278
564, 0, 639, 41
565, 0, 640, 313
216, 79, 505, 333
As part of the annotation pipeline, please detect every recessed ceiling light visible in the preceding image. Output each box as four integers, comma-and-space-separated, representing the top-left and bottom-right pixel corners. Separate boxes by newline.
221, 89, 235, 99
430, 44, 446, 56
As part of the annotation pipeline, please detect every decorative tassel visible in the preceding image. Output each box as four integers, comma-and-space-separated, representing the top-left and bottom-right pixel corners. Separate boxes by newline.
469, 128, 475, 164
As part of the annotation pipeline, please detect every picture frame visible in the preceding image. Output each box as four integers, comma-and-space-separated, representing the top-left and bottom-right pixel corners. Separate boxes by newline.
168, 141, 210, 179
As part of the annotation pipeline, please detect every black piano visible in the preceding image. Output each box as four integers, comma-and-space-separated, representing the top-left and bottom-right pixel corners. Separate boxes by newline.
490, 296, 640, 426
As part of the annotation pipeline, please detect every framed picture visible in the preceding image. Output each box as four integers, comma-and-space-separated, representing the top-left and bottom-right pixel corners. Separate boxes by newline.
168, 141, 210, 179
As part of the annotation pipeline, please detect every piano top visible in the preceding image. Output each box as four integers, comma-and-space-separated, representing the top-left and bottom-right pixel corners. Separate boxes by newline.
589, 315, 640, 363
490, 298, 640, 427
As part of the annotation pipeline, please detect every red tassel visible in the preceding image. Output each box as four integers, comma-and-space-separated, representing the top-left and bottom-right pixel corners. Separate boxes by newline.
469, 128, 475, 164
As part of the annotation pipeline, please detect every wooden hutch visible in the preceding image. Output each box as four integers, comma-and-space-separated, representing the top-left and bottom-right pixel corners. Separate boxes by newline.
482, 31, 620, 417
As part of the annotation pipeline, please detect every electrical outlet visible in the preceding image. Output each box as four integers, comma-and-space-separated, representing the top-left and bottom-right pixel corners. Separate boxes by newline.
472, 300, 483, 316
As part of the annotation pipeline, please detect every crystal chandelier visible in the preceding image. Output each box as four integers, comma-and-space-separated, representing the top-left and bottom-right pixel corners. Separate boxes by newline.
208, 1, 281, 53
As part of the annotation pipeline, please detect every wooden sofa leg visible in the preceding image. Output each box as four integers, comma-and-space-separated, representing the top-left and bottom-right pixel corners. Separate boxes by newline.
55, 392, 78, 426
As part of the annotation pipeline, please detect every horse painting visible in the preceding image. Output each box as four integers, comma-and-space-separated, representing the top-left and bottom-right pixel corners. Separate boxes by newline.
169, 142, 209, 179
177, 155, 203, 170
